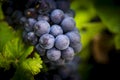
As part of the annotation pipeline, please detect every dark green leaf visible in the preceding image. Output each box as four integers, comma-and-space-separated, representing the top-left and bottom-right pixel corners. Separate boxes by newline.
12, 53, 43, 80
94, 0, 120, 33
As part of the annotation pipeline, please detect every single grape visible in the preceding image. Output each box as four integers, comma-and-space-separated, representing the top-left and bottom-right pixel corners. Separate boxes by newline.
33, 20, 50, 36
24, 18, 37, 32
55, 35, 70, 50
62, 47, 74, 61
35, 44, 46, 56
47, 48, 61, 61
50, 9, 64, 24
50, 25, 63, 37
39, 34, 55, 49
23, 32, 38, 45
66, 31, 80, 45
71, 42, 82, 53
61, 17, 75, 32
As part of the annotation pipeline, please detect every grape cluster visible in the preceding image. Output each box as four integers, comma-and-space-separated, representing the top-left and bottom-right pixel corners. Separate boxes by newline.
2, 0, 82, 80
23, 8, 82, 65
2, 0, 82, 64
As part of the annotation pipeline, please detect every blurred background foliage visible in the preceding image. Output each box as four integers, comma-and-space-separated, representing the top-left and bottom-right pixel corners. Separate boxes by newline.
0, 0, 120, 80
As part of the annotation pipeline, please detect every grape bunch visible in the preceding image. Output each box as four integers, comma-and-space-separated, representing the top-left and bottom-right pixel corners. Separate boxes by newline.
2, 0, 82, 79
23, 9, 81, 62
2, 0, 82, 65
23, 8, 82, 65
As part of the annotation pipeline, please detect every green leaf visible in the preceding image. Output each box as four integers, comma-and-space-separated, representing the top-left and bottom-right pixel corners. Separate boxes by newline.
0, 37, 34, 68
20, 53, 43, 75
94, 0, 120, 33
11, 53, 42, 80
80, 22, 105, 48
3, 37, 34, 60
19, 46, 34, 62
114, 34, 120, 50
0, 22, 15, 52
71, 0, 96, 28
12, 53, 43, 80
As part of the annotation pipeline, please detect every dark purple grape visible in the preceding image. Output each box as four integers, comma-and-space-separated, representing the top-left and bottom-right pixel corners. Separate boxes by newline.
55, 35, 70, 50
23, 32, 38, 45
50, 25, 63, 37
50, 9, 64, 24
33, 20, 50, 36
24, 18, 37, 32
61, 17, 75, 32
62, 47, 75, 61
35, 44, 46, 56
71, 43, 82, 53
66, 31, 80, 45
39, 34, 55, 49
47, 48, 61, 61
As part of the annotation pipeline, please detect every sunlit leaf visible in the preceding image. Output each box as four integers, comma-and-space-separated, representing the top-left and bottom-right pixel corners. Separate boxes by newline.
21, 53, 43, 75
80, 22, 105, 48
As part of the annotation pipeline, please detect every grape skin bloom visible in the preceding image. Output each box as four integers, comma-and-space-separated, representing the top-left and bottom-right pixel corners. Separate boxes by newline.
39, 34, 55, 49
50, 25, 63, 37
62, 47, 75, 61
47, 48, 61, 61
55, 35, 70, 50
33, 20, 50, 36
50, 9, 64, 24
61, 17, 75, 32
